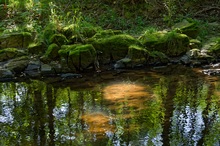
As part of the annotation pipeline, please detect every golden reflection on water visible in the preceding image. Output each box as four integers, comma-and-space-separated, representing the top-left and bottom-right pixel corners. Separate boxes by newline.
81, 112, 115, 135
103, 82, 152, 110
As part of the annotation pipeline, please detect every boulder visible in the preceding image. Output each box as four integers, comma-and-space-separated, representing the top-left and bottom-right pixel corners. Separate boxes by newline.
0, 68, 14, 78
0, 32, 32, 49
44, 43, 60, 60
139, 30, 190, 57
68, 44, 97, 71
28, 42, 46, 55
92, 34, 141, 64
0, 48, 26, 61
49, 34, 68, 46
4, 56, 29, 73
172, 19, 200, 38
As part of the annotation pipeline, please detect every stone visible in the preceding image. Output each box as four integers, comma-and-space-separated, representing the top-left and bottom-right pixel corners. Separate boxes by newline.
139, 30, 190, 57
92, 34, 141, 64
60, 73, 82, 80
0, 32, 32, 49
0, 48, 26, 61
0, 68, 14, 78
69, 44, 97, 71
5, 56, 29, 73
172, 19, 199, 38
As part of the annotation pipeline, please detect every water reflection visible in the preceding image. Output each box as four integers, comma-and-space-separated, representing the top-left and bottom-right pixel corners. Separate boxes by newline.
0, 67, 220, 145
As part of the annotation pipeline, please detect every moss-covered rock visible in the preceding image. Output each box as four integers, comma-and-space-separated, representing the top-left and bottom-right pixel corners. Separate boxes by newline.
92, 34, 141, 64
28, 42, 46, 54
59, 44, 81, 59
44, 43, 60, 59
209, 38, 220, 56
5, 56, 29, 73
128, 45, 149, 65
173, 19, 199, 38
0, 48, 26, 61
49, 34, 68, 46
68, 44, 97, 71
0, 32, 32, 49
148, 51, 170, 65
139, 30, 190, 57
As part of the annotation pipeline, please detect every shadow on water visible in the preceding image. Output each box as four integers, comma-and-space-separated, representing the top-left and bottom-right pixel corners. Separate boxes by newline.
0, 65, 220, 146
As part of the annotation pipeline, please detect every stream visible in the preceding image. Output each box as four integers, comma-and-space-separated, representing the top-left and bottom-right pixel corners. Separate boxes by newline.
0, 65, 220, 146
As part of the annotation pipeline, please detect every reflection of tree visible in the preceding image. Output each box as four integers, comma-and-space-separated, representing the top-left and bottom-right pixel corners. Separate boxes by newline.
47, 84, 56, 146
32, 81, 47, 145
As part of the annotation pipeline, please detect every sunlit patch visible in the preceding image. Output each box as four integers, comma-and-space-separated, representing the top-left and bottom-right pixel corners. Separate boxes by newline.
81, 112, 115, 135
103, 82, 152, 110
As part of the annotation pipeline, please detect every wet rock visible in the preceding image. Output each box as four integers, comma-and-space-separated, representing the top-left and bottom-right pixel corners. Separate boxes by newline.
60, 73, 82, 80
0, 68, 14, 78
180, 54, 191, 65
202, 69, 220, 76
4, 56, 29, 74
114, 57, 131, 69
24, 60, 41, 77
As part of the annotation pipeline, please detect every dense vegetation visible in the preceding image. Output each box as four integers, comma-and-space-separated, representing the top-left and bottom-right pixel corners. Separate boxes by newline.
0, 0, 220, 76
1, 0, 219, 35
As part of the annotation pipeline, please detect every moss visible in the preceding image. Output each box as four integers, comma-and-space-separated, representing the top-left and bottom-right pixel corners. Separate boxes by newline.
28, 42, 46, 54
0, 48, 26, 61
5, 56, 29, 73
173, 19, 199, 38
81, 26, 102, 38
92, 34, 141, 63
69, 44, 96, 70
209, 38, 220, 56
149, 51, 170, 64
44, 43, 60, 59
87, 29, 122, 43
62, 24, 77, 38
139, 30, 189, 57
59, 44, 81, 58
0, 32, 33, 49
49, 34, 68, 46
128, 45, 149, 62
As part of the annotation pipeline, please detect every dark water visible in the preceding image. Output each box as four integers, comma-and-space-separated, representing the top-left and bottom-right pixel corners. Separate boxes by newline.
0, 66, 220, 146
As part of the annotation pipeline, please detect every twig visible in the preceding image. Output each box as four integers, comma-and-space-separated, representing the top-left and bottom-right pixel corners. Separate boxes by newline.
193, 6, 220, 16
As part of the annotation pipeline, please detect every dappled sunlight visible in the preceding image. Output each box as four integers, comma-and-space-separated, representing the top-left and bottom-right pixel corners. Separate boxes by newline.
81, 112, 115, 135
103, 82, 152, 110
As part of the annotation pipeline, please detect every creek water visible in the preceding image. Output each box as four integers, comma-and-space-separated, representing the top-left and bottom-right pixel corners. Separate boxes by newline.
0, 65, 220, 146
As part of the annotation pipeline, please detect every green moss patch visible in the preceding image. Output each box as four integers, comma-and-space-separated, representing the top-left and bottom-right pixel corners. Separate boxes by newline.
0, 48, 26, 61
139, 30, 190, 57
92, 34, 141, 63
69, 44, 97, 71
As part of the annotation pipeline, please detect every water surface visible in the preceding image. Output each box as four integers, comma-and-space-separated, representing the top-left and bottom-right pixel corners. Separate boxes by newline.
0, 66, 220, 146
